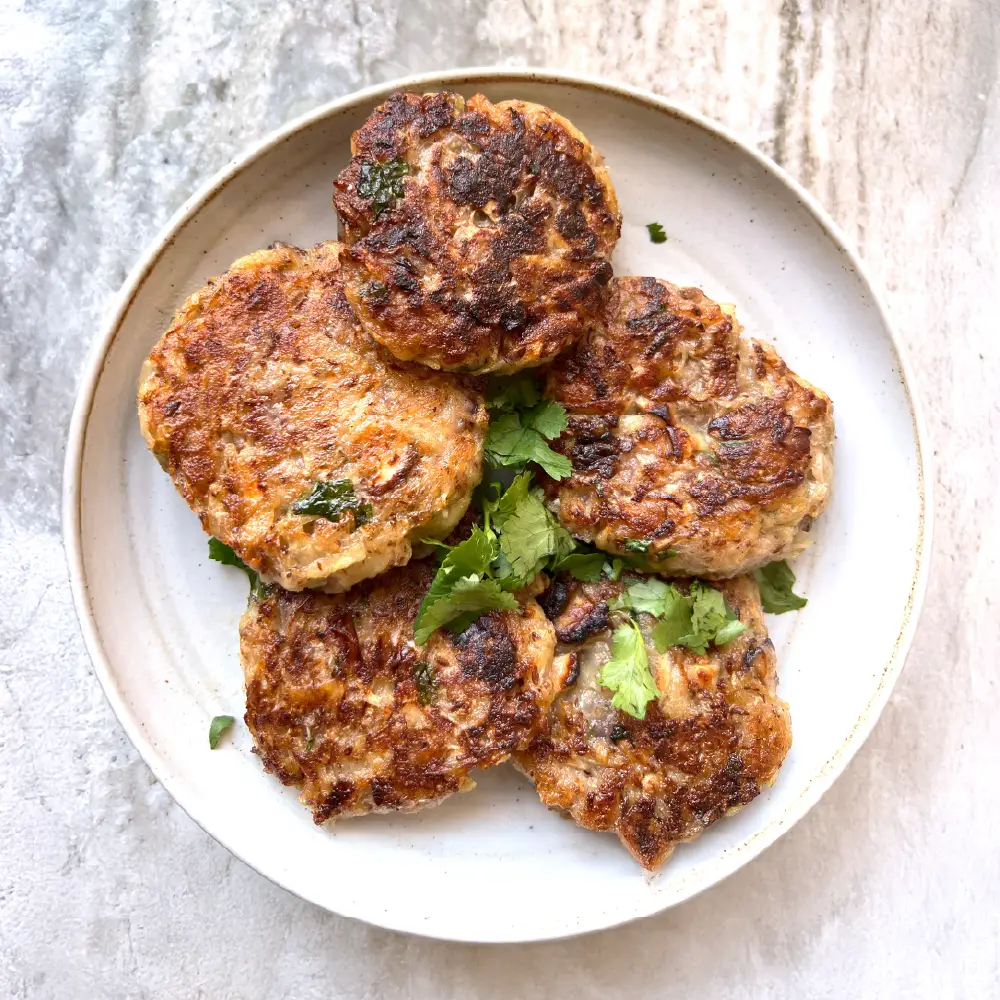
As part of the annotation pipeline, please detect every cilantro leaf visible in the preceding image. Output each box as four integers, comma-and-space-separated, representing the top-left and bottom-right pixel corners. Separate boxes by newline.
358, 279, 389, 303
494, 484, 575, 589
618, 578, 672, 616
415, 472, 584, 642
603, 552, 659, 580
415, 525, 497, 623
356, 156, 409, 218
605, 577, 746, 654
208, 715, 235, 749
486, 374, 541, 413
413, 576, 518, 644
597, 622, 660, 720
483, 376, 572, 479
646, 222, 667, 244
485, 414, 572, 480
713, 618, 749, 646
522, 398, 568, 440
484, 471, 532, 526
208, 538, 270, 598
413, 661, 436, 705
754, 560, 808, 614
208, 537, 254, 581
651, 589, 696, 651
413, 526, 502, 644
687, 580, 729, 637
291, 479, 372, 527
551, 551, 606, 582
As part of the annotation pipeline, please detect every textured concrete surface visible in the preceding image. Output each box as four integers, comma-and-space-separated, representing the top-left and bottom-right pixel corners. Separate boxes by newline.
1, 1, 997, 997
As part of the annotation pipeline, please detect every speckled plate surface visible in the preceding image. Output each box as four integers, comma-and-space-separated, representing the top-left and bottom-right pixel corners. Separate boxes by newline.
63, 69, 930, 943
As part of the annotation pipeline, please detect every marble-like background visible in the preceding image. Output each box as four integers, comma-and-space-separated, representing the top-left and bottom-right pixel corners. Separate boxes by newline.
1, 1, 997, 996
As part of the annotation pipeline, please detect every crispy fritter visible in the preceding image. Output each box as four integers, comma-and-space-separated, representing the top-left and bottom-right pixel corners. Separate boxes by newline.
137, 242, 487, 593
516, 573, 791, 870
333, 90, 621, 374
240, 560, 559, 821
544, 277, 835, 578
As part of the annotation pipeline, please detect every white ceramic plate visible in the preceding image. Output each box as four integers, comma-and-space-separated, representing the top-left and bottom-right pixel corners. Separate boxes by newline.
64, 70, 930, 943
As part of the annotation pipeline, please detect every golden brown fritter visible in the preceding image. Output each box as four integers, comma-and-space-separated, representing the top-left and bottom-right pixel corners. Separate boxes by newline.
137, 242, 487, 593
544, 277, 835, 578
332, 90, 621, 374
240, 560, 559, 821
516, 573, 791, 870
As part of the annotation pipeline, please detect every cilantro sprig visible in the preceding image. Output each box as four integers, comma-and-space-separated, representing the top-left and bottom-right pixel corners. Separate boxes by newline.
599, 578, 747, 719
291, 479, 372, 527
484, 375, 572, 480
208, 537, 269, 599
412, 524, 518, 644
413, 472, 581, 644
611, 577, 748, 654
754, 560, 808, 614
598, 621, 659, 720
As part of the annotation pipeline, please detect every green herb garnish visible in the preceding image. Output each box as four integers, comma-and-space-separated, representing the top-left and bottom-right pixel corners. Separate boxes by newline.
356, 156, 409, 218
414, 577, 518, 645
551, 550, 606, 582
291, 479, 373, 527
484, 375, 572, 480
597, 621, 660, 720
208, 537, 269, 598
413, 661, 436, 705
624, 539, 650, 554
413, 472, 582, 644
612, 577, 747, 654
646, 222, 667, 244
487, 473, 575, 590
358, 279, 389, 302
754, 560, 808, 613
208, 715, 235, 749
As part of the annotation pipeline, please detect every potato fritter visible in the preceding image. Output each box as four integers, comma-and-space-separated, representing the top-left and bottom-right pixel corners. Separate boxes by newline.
544, 277, 835, 578
137, 242, 487, 593
333, 90, 621, 374
240, 560, 559, 821
516, 573, 791, 870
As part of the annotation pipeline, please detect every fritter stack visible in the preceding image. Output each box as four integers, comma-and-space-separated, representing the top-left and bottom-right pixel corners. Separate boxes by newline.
137, 90, 833, 869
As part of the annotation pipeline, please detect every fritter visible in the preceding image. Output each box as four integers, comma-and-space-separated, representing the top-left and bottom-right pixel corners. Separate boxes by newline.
544, 276, 834, 578
240, 560, 559, 821
137, 242, 487, 593
516, 573, 791, 870
333, 90, 621, 374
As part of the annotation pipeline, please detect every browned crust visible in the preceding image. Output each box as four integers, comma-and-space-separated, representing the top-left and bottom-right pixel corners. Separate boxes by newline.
332, 91, 621, 373
515, 573, 791, 870
137, 241, 487, 592
544, 276, 835, 577
240, 560, 558, 821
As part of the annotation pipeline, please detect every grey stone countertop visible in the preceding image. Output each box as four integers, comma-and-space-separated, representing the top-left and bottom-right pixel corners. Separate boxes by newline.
1, 1, 997, 997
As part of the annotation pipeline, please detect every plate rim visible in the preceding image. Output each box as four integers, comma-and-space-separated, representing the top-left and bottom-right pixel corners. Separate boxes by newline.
62, 67, 933, 943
